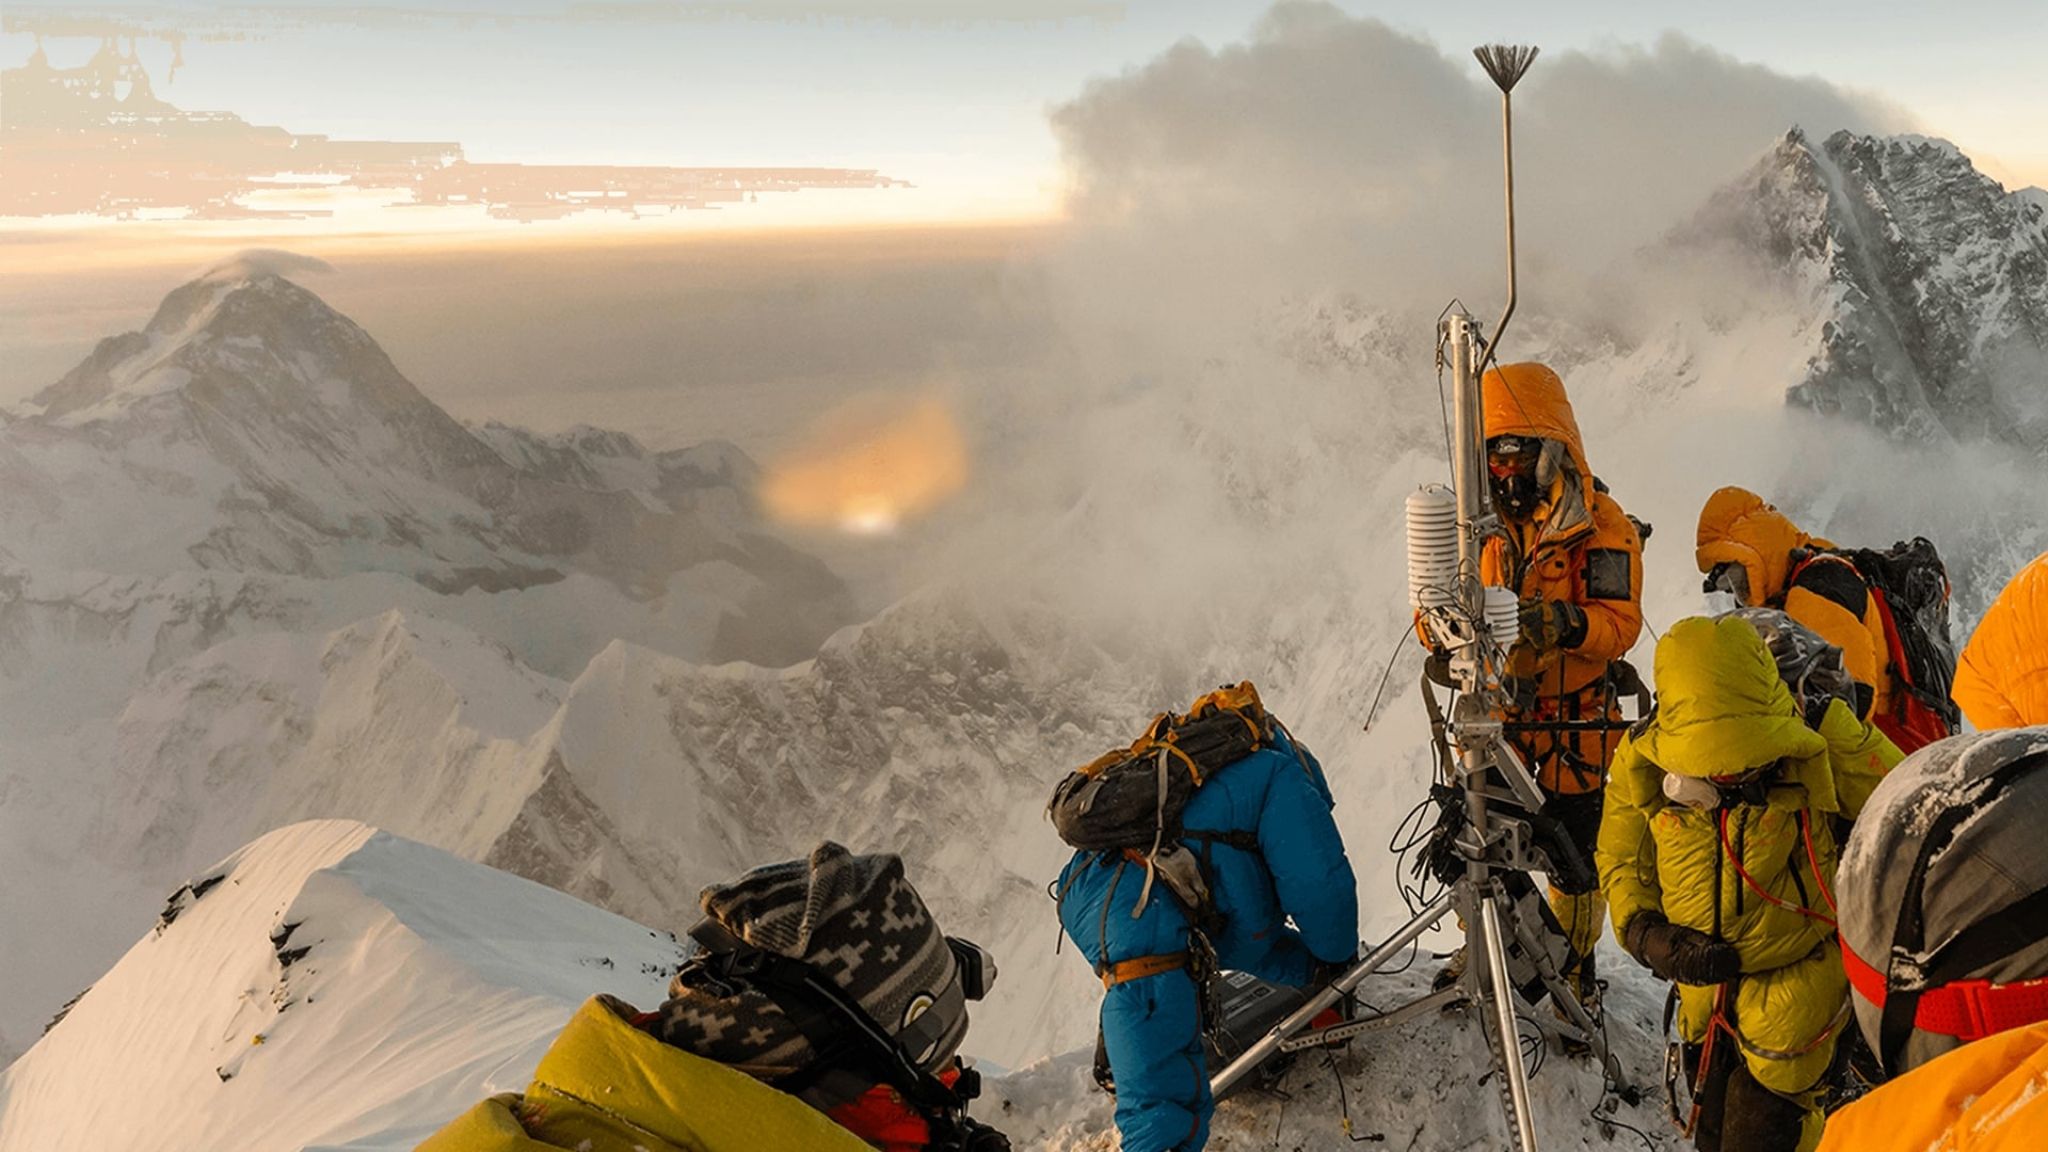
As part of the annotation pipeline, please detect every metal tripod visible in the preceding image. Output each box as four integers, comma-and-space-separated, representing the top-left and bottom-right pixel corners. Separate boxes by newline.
1207, 308, 1632, 1151
1209, 43, 1641, 1150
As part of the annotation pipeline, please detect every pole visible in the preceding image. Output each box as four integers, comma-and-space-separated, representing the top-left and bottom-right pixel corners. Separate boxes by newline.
1482, 894, 1540, 1152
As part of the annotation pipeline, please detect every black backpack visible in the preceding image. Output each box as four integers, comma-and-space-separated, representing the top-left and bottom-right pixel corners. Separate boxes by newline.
1047, 681, 1273, 856
1826, 538, 1962, 746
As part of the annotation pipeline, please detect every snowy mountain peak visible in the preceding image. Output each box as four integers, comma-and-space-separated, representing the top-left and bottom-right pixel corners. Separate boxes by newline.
0, 271, 853, 658
1687, 127, 2048, 441
35, 272, 433, 430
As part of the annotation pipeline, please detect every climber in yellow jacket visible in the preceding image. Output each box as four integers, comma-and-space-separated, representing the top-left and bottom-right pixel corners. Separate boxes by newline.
1952, 549, 2048, 730
1469, 362, 1644, 999
419, 843, 1009, 1152
419, 995, 878, 1152
1597, 616, 1896, 1152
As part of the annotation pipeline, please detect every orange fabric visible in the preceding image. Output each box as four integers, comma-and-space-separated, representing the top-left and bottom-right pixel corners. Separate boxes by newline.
825, 1066, 966, 1152
1818, 1021, 2048, 1152
1785, 554, 1894, 722
1100, 951, 1190, 988
1696, 488, 1891, 720
1696, 487, 1812, 604
1954, 551, 2048, 729
1479, 362, 1644, 794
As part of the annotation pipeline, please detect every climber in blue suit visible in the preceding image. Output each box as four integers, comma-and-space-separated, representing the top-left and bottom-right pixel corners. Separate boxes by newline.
1056, 726, 1359, 1152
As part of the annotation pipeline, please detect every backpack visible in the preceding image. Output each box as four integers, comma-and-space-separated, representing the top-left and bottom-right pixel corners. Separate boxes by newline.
1048, 682, 1284, 1014
1807, 538, 1962, 752
1048, 681, 1275, 858
1730, 607, 1858, 729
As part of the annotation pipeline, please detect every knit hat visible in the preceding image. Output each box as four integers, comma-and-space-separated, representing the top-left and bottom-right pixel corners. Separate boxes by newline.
1837, 728, 2048, 1074
647, 842, 967, 1107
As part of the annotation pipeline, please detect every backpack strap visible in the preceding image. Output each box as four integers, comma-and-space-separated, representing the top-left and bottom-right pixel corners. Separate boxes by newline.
1875, 749, 2048, 1070
1182, 829, 1260, 853
1100, 952, 1191, 988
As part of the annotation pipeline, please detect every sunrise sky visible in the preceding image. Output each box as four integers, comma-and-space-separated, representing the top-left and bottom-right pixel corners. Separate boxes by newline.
4, 0, 2044, 433
3, 0, 2044, 247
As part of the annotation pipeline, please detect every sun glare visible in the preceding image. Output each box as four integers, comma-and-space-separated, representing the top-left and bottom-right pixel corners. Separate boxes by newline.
762, 394, 970, 536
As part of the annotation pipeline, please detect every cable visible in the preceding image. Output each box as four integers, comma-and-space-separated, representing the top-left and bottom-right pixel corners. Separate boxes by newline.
1518, 1012, 1546, 1081
1361, 640, 1409, 733
1325, 1051, 1387, 1143
1588, 1102, 1660, 1152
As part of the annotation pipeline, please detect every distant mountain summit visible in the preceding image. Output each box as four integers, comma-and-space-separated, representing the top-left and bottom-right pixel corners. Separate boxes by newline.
5, 269, 851, 665
1687, 128, 2048, 441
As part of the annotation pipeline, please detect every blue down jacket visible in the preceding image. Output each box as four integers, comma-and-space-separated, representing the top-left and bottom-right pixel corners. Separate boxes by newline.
1056, 730, 1359, 1152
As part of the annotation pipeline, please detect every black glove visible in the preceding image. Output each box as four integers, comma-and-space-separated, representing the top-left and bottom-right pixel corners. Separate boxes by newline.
1518, 599, 1589, 653
1624, 911, 1740, 986
1309, 951, 1359, 989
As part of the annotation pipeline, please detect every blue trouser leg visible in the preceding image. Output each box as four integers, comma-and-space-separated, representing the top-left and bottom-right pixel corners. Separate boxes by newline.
1101, 969, 1211, 1152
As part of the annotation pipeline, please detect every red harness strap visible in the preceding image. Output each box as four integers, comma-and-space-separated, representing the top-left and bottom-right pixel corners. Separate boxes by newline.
1841, 939, 2048, 1044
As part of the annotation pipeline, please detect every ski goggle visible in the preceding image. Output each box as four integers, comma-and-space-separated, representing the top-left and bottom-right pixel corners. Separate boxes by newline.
1486, 437, 1540, 479
1703, 561, 1751, 604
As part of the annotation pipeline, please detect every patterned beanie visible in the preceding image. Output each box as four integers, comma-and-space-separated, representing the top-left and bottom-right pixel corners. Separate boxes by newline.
647, 842, 966, 1107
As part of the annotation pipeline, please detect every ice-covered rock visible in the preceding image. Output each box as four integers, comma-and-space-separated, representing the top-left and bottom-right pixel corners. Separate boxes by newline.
1681, 128, 2048, 442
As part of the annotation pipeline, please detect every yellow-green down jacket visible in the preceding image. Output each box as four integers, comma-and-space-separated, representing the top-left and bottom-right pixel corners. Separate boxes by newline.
417, 997, 874, 1152
1597, 617, 1900, 1104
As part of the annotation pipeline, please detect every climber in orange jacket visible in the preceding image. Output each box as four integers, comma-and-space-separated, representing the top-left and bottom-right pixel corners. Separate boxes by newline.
1695, 489, 1890, 720
1952, 550, 2048, 730
1469, 361, 1645, 994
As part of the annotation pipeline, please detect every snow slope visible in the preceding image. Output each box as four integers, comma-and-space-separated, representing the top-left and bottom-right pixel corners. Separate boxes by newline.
1683, 129, 2048, 443
0, 821, 685, 1152
0, 269, 853, 1063
1, 821, 1679, 1151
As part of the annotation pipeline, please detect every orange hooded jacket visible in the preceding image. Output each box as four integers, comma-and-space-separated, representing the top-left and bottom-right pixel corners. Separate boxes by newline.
1818, 1021, 2048, 1151
1479, 362, 1644, 794
1953, 551, 2048, 729
1695, 487, 1893, 722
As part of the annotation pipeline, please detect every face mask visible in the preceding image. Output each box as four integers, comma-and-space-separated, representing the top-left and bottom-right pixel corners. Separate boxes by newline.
1702, 590, 1742, 617
1704, 561, 1751, 605
1487, 437, 1542, 519
1490, 472, 1539, 519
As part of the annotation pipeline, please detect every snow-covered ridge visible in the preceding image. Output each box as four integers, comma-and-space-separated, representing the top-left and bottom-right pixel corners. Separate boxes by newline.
0, 821, 685, 1152
0, 270, 859, 1066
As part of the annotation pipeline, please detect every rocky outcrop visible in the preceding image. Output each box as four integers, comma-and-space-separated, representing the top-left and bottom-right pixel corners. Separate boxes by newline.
1683, 128, 2048, 442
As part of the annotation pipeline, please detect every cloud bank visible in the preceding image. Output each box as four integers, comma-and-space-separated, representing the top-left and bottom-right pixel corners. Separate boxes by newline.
1047, 2, 1909, 337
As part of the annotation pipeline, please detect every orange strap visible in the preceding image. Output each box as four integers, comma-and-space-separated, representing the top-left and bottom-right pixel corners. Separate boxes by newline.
1101, 952, 1189, 988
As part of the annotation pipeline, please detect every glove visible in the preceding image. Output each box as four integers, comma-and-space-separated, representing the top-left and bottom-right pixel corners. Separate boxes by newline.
1624, 911, 1741, 986
1309, 951, 1359, 989
1518, 599, 1588, 653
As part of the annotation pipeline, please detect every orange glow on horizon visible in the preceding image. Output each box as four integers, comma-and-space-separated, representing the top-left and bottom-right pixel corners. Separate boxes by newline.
0, 196, 1065, 279
761, 393, 970, 535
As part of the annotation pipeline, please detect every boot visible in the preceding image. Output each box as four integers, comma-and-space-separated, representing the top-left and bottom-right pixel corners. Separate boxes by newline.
1708, 1063, 1808, 1152
1547, 884, 1606, 976
1432, 946, 1467, 994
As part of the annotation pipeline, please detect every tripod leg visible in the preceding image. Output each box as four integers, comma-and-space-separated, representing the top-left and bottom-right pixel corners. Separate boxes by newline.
1481, 894, 1541, 1152
1503, 889, 1631, 1093
1206, 890, 1454, 1100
